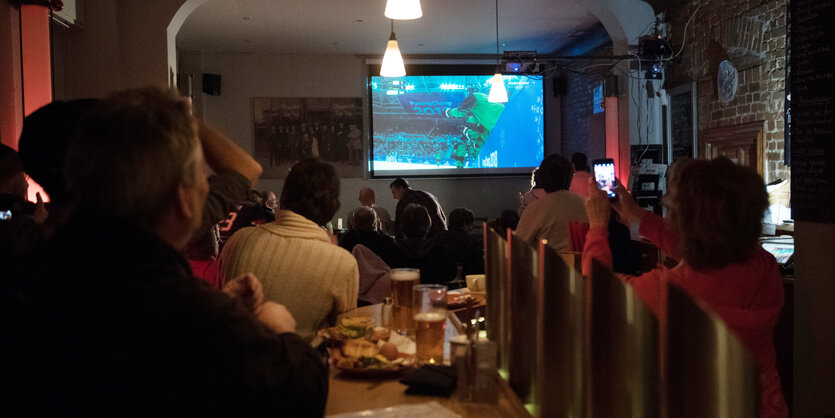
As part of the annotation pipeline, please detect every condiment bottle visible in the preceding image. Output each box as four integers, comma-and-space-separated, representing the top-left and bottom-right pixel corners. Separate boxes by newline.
381, 297, 393, 327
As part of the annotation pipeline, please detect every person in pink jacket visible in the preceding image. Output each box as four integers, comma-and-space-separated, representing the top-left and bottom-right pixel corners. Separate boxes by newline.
582, 157, 787, 418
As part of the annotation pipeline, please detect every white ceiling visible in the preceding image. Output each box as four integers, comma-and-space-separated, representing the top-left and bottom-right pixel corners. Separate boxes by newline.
176, 0, 604, 56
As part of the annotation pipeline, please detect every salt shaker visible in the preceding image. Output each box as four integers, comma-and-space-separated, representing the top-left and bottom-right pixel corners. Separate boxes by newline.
381, 297, 393, 327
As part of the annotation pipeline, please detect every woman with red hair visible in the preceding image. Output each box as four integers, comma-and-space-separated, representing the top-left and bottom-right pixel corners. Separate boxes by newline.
583, 157, 787, 417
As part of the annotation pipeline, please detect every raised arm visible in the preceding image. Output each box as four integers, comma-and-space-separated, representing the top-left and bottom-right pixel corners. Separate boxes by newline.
608, 179, 680, 259
198, 121, 262, 186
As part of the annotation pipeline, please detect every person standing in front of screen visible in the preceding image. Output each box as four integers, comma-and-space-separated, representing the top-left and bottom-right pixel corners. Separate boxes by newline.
390, 177, 447, 239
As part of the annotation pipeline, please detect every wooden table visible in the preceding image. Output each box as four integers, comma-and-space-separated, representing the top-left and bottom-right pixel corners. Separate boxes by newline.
325, 304, 530, 417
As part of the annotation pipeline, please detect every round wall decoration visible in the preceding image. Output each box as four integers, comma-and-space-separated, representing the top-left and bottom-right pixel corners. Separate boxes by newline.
717, 60, 739, 105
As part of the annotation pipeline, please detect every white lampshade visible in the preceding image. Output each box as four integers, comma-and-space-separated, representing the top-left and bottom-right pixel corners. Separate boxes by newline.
488, 73, 508, 103
385, 0, 422, 20
380, 33, 406, 77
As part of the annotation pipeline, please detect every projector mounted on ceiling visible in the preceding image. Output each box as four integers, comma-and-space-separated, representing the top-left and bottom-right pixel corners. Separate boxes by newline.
501, 51, 543, 75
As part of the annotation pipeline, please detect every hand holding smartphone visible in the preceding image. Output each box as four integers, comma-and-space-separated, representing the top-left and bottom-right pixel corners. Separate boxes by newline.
592, 158, 618, 201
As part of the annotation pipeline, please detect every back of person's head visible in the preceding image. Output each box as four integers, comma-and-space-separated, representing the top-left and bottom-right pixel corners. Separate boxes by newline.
498, 209, 520, 231
0, 144, 27, 196
666, 157, 768, 270
280, 158, 340, 226
358, 187, 375, 206
18, 99, 100, 204
352, 206, 378, 232
248, 189, 262, 205
66, 87, 198, 225
390, 177, 409, 190
448, 207, 475, 231
538, 154, 573, 192
400, 203, 430, 239
570, 152, 589, 172
529, 168, 543, 189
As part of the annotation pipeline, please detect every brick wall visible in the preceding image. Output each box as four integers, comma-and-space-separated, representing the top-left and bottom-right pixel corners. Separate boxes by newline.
666, 0, 788, 182
561, 71, 603, 156
560, 45, 613, 159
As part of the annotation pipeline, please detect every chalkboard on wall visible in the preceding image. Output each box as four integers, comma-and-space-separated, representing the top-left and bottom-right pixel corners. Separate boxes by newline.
789, 0, 835, 223
666, 83, 697, 164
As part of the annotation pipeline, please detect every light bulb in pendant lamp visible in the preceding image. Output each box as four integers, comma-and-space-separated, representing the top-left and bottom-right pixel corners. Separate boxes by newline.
488, 73, 508, 103
380, 32, 406, 77
385, 0, 423, 20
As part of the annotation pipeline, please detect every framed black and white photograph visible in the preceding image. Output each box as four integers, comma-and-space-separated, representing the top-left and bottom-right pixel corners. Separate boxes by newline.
251, 97, 364, 179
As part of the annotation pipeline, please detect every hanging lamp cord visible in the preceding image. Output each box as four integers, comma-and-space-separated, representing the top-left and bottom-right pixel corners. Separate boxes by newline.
495, 0, 499, 64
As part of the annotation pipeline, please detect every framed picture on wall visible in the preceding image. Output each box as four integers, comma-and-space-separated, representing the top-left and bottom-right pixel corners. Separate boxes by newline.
252, 97, 364, 179
665, 82, 697, 163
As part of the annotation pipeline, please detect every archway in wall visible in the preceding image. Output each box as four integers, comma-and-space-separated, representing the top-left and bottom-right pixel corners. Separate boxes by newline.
580, 0, 656, 182
167, 0, 209, 87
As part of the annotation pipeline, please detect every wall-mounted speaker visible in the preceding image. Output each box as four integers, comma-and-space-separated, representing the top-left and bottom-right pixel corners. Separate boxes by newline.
202, 73, 221, 96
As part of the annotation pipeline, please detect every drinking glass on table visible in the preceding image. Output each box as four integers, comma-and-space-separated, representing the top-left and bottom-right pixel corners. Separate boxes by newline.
413, 284, 447, 364
390, 268, 419, 334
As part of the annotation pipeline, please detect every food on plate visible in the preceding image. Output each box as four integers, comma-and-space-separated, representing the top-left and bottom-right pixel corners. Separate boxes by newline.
368, 327, 391, 343
337, 316, 374, 339
379, 342, 399, 361
447, 293, 477, 309
335, 339, 410, 371
343, 339, 379, 358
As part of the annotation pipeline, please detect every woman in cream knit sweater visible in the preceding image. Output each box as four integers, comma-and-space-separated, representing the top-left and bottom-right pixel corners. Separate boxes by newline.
219, 159, 359, 343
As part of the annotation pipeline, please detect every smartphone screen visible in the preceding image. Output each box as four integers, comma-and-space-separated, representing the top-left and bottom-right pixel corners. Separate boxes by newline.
592, 159, 617, 199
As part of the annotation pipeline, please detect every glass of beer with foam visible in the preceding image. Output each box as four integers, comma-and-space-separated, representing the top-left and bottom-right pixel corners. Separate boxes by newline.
390, 268, 419, 333
413, 284, 447, 364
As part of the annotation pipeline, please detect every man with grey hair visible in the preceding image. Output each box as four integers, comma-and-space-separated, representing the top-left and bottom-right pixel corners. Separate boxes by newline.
340, 205, 397, 262
15, 87, 327, 416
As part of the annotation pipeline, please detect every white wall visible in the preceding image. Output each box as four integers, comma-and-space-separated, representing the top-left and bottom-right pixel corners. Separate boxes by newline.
192, 51, 532, 223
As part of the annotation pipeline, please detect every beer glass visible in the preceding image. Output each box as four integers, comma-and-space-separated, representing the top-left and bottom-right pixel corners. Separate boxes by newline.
413, 284, 447, 364
390, 268, 419, 333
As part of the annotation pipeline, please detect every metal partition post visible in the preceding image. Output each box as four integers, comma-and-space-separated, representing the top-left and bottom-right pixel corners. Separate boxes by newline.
508, 232, 539, 408
586, 259, 659, 418
484, 224, 510, 377
664, 284, 757, 418
536, 244, 586, 418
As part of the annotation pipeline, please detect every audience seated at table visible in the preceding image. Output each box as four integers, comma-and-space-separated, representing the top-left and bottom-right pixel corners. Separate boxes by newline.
347, 187, 393, 236
487, 209, 520, 236
339, 205, 397, 263
9, 87, 327, 417
582, 157, 787, 418
435, 207, 484, 277
226, 188, 275, 234
388, 203, 457, 284
518, 167, 545, 217
181, 121, 265, 289
0, 100, 98, 281
515, 153, 588, 252
352, 244, 392, 306
220, 158, 359, 343
17, 99, 100, 240
569, 152, 593, 198
0, 145, 45, 280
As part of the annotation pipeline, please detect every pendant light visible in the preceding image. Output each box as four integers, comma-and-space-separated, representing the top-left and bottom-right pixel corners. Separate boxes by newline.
488, 0, 508, 103
381, 20, 406, 77
384, 0, 422, 20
